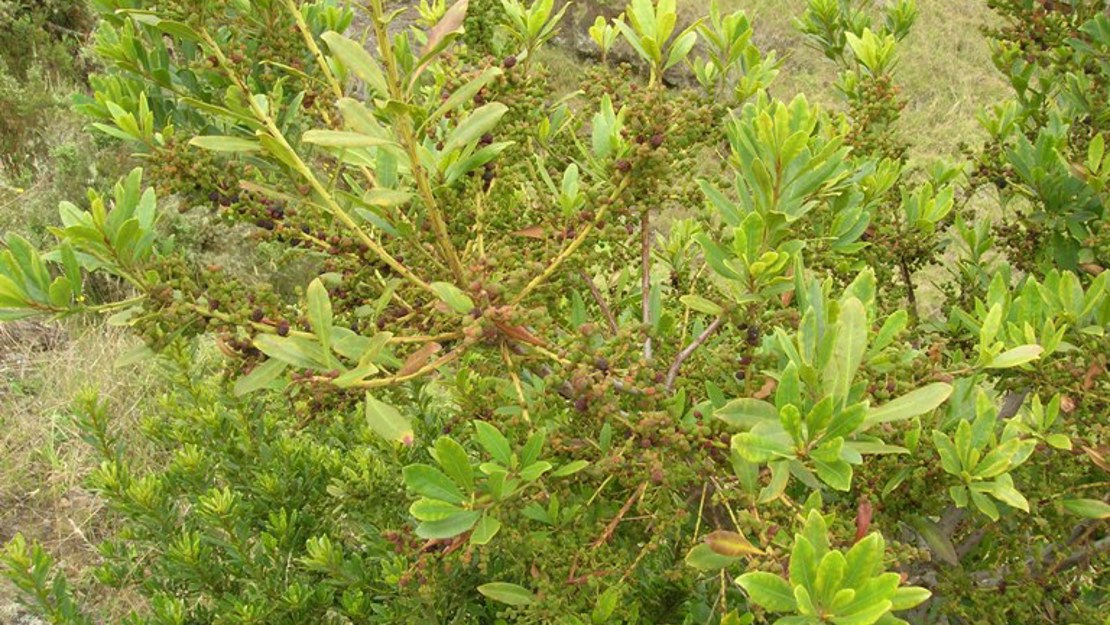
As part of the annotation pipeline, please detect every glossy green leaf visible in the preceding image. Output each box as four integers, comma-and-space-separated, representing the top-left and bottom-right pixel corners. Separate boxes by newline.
737, 571, 796, 612
403, 464, 465, 504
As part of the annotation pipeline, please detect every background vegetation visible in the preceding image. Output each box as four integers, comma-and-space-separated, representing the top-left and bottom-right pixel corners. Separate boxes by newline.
0, 0, 1104, 624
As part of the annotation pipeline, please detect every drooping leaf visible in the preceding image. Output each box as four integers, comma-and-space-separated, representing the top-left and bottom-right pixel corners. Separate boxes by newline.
430, 281, 475, 314
684, 543, 740, 571
705, 530, 764, 557
233, 358, 288, 396
1060, 498, 1110, 519
366, 394, 414, 445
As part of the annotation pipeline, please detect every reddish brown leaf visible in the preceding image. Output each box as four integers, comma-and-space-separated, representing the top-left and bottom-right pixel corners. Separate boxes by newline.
398, 342, 442, 376
1082, 361, 1105, 391
511, 225, 546, 239
854, 497, 873, 544
1060, 395, 1077, 414
422, 0, 469, 56
494, 321, 547, 347
1082, 445, 1110, 474
752, 377, 777, 400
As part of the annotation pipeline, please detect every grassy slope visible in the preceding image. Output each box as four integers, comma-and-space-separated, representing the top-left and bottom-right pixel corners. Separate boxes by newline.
0, 0, 1005, 619
699, 0, 1007, 163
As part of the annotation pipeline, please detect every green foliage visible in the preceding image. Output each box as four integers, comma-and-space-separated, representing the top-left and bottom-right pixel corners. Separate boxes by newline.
0, 0, 1107, 624
737, 511, 930, 625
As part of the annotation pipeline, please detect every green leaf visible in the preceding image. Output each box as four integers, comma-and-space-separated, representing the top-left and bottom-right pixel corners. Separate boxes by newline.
685, 543, 740, 571
664, 30, 698, 70
1060, 498, 1110, 519
303, 130, 395, 148
986, 345, 1044, 369
825, 298, 868, 399
969, 489, 1000, 521
430, 281, 475, 314
415, 509, 480, 539
814, 457, 853, 491
253, 335, 329, 369
679, 294, 723, 316
188, 135, 260, 152
320, 31, 388, 96
477, 582, 534, 606
434, 436, 474, 491
737, 571, 797, 612
519, 461, 552, 482
1045, 433, 1072, 450
470, 514, 502, 545
862, 383, 953, 430
552, 460, 589, 477
890, 586, 932, 611
443, 103, 508, 153
814, 551, 847, 607
732, 432, 794, 463
403, 464, 465, 504
717, 398, 778, 429
409, 498, 464, 521
474, 421, 513, 465
908, 516, 958, 566
306, 278, 334, 360
233, 359, 288, 396
366, 394, 414, 445
427, 66, 503, 127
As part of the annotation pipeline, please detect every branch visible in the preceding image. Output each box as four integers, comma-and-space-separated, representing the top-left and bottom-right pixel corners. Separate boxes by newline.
590, 481, 648, 549
665, 316, 725, 391
511, 177, 631, 305
580, 270, 618, 335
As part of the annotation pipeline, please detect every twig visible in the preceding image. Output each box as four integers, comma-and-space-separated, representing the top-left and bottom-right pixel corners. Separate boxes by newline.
899, 258, 919, 322
580, 270, 618, 335
665, 316, 725, 391
641, 208, 653, 361
591, 481, 648, 550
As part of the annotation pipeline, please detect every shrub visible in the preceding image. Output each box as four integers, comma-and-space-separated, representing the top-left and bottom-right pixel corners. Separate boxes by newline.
1, 0, 1107, 623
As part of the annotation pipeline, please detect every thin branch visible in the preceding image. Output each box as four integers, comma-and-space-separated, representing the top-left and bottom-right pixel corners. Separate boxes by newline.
511, 177, 631, 305
591, 481, 648, 549
665, 316, 725, 391
580, 270, 618, 334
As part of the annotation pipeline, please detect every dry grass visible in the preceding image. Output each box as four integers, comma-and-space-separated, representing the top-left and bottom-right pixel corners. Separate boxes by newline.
0, 320, 155, 620
676, 0, 1007, 163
